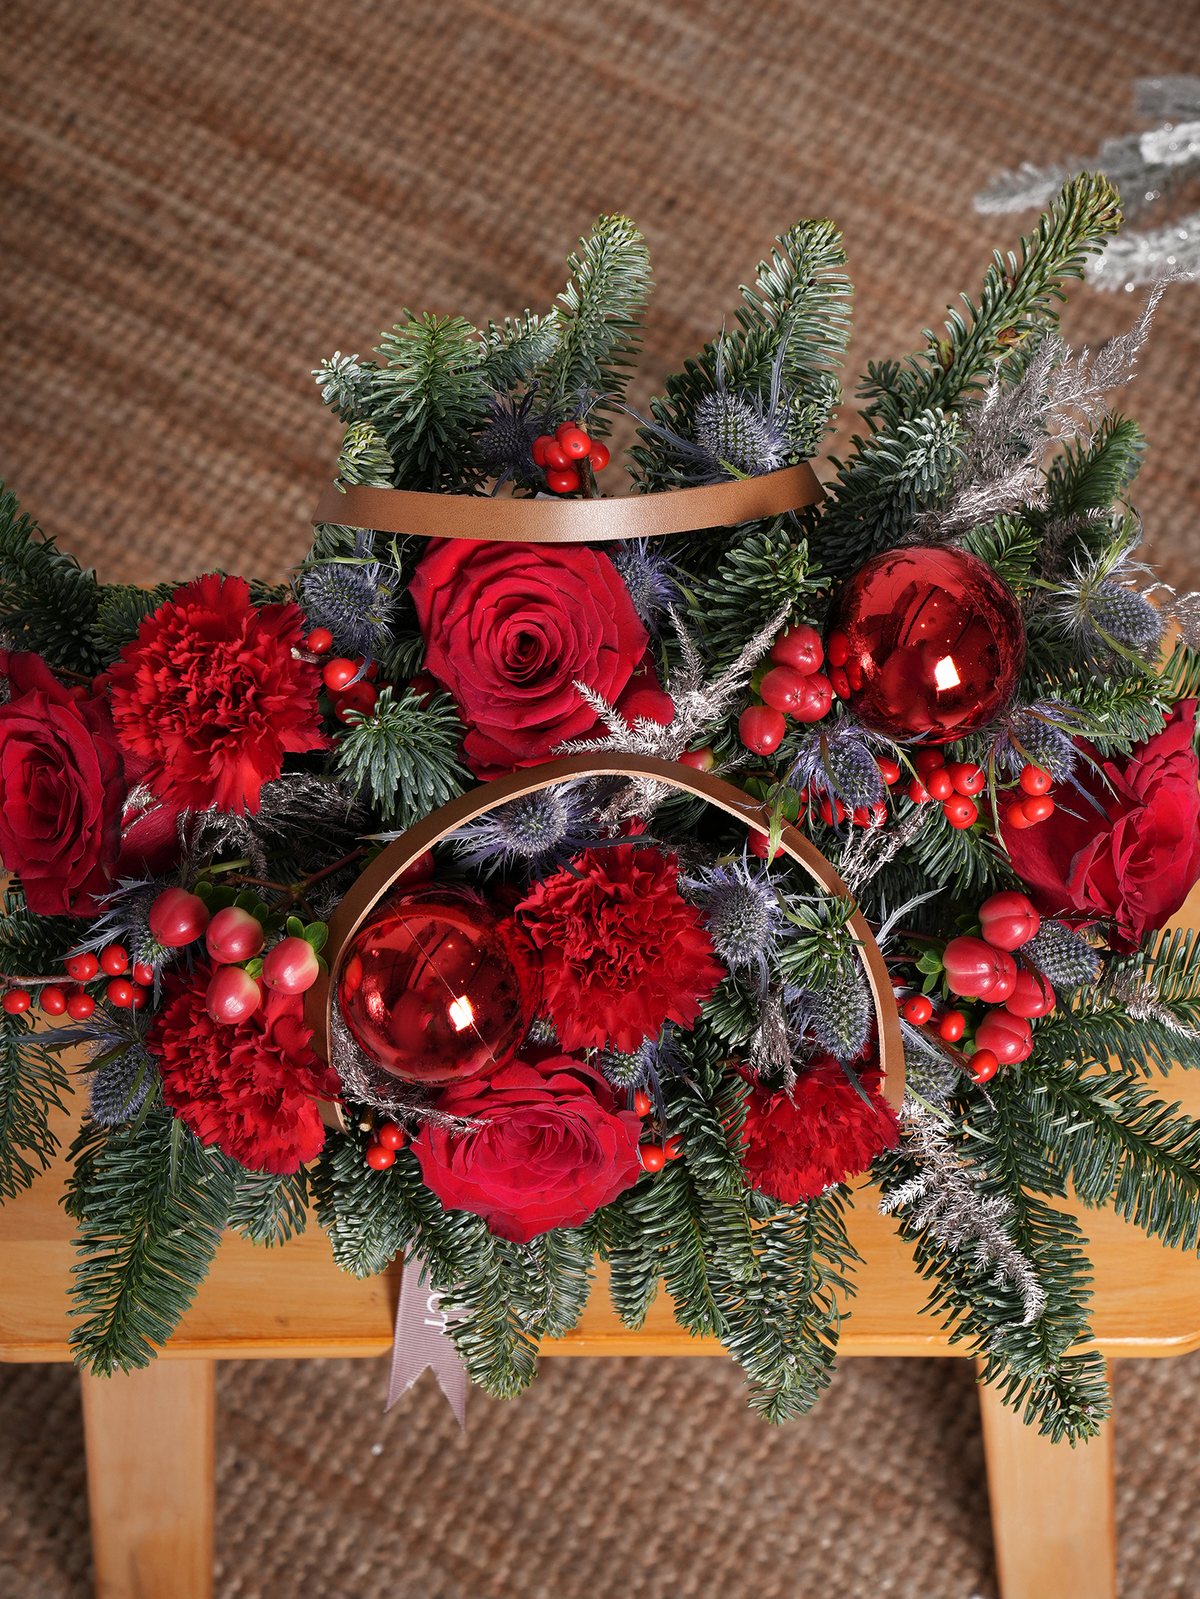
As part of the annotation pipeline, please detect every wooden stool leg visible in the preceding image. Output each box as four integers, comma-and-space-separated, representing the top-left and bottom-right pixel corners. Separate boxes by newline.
977, 1361, 1116, 1599
80, 1360, 215, 1599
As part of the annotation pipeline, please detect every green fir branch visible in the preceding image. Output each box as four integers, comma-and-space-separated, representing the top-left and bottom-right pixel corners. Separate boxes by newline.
373, 313, 492, 494
685, 519, 819, 665
91, 582, 178, 663
226, 1166, 310, 1248
0, 1012, 70, 1198
0, 482, 104, 674
334, 685, 469, 828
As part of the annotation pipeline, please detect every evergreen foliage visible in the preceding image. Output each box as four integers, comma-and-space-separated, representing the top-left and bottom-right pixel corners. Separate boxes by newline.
373, 313, 492, 495
334, 685, 468, 827
227, 1166, 310, 1248
91, 582, 179, 662
685, 519, 821, 665
0, 1012, 69, 1198
0, 483, 104, 673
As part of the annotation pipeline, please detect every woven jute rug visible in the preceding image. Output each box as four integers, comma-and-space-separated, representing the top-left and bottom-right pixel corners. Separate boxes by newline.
3, 2, 1200, 1596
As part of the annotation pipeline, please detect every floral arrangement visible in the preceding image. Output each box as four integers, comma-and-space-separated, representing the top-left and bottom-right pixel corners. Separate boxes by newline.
3, 176, 1200, 1437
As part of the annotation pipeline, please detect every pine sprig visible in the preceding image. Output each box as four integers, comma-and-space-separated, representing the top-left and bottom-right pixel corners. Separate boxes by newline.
227, 1166, 310, 1248
334, 685, 469, 828
0, 483, 104, 674
685, 519, 819, 665
373, 314, 492, 494
90, 582, 179, 664
66, 1109, 237, 1375
0, 1012, 70, 1198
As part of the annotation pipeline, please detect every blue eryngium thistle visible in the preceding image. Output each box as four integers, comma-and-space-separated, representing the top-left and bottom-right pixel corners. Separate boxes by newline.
612, 540, 681, 634
791, 964, 874, 1062
685, 854, 783, 987
989, 701, 1087, 784
478, 388, 540, 488
302, 559, 397, 659
787, 716, 896, 813
57, 1005, 159, 1125
450, 784, 595, 875
1049, 533, 1165, 671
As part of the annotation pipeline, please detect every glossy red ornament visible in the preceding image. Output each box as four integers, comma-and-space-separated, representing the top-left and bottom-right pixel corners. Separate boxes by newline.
531, 434, 555, 467
739, 705, 785, 754
906, 778, 931, 804
826, 546, 1026, 743
130, 985, 150, 1010
99, 944, 129, 976
978, 891, 1040, 951
65, 951, 100, 982
338, 888, 534, 1086
149, 887, 210, 948
983, 953, 1017, 1004
975, 1008, 1033, 1064
2, 989, 31, 1015
770, 624, 823, 674
205, 966, 263, 1024
335, 681, 377, 722
395, 849, 436, 887
829, 666, 851, 698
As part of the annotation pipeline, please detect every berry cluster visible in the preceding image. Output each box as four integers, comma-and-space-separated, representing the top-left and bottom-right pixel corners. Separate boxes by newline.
2, 942, 151, 1020
531, 422, 610, 495
631, 1086, 682, 1171
902, 891, 1051, 1084
1004, 764, 1056, 830
364, 1117, 408, 1170
308, 639, 380, 723
906, 749, 986, 830
739, 624, 832, 755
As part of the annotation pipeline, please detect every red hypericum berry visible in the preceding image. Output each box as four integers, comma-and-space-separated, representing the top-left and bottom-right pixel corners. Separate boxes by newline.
769, 624, 823, 675
588, 441, 610, 471
792, 673, 833, 723
1021, 795, 1055, 823
531, 434, 555, 467
106, 978, 135, 1008
906, 778, 931, 804
826, 629, 850, 668
408, 672, 437, 708
543, 442, 570, 471
975, 1008, 1033, 1064
967, 1047, 1000, 1084
130, 985, 149, 1010
984, 952, 1018, 1004
902, 994, 934, 1024
943, 796, 979, 829
760, 665, 814, 715
978, 891, 1040, 951
939, 1009, 966, 1042
322, 657, 357, 693
748, 829, 784, 861
829, 665, 851, 698
132, 961, 155, 987
739, 704, 786, 754
545, 467, 581, 494
948, 762, 986, 797
558, 425, 591, 459
206, 906, 265, 965
926, 768, 955, 801
335, 680, 378, 722
633, 1090, 652, 1117
304, 627, 334, 655
640, 1144, 667, 1172
205, 966, 262, 1025
914, 749, 945, 776
877, 758, 902, 785
149, 887, 210, 948
365, 1141, 396, 1171
99, 944, 129, 977
66, 988, 95, 1021
943, 936, 1008, 999
1005, 803, 1032, 830
262, 936, 320, 995
818, 796, 847, 826
376, 1120, 407, 1150
664, 1136, 683, 1161
678, 745, 715, 771
1006, 968, 1056, 1018
64, 951, 100, 982
2, 989, 31, 1015
395, 849, 436, 886
1019, 764, 1052, 796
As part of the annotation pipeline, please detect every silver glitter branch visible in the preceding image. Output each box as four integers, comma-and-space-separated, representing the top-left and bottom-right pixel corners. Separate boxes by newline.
1102, 970, 1200, 1043
328, 1004, 487, 1134
881, 1100, 1047, 1328
838, 804, 932, 896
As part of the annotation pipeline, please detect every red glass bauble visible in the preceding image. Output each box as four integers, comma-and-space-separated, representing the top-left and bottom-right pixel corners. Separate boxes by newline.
338, 887, 534, 1085
826, 546, 1025, 743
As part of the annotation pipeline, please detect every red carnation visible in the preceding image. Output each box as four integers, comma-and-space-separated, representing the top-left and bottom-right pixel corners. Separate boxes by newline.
0, 651, 126, 915
146, 965, 341, 1174
106, 574, 327, 813
413, 1054, 642, 1242
410, 540, 648, 778
739, 1055, 899, 1204
515, 845, 726, 1053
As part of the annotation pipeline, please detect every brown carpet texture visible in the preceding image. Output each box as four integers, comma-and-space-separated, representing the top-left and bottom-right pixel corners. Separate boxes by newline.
4, 1, 1200, 1596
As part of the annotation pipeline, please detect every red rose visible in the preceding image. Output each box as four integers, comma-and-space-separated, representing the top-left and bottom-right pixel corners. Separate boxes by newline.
1005, 701, 1200, 952
0, 651, 126, 915
106, 574, 327, 813
147, 965, 341, 1174
739, 1056, 899, 1204
413, 1054, 642, 1242
515, 845, 726, 1054
409, 541, 648, 778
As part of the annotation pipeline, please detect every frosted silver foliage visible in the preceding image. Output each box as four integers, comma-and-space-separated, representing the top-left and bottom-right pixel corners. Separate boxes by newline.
838, 804, 931, 897
1089, 213, 1200, 291
329, 1003, 486, 1131
881, 1100, 1047, 1328
1023, 920, 1102, 991
559, 603, 790, 821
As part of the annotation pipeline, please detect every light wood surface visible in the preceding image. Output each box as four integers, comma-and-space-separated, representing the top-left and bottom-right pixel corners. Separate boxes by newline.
978, 1361, 1117, 1599
81, 1359, 215, 1599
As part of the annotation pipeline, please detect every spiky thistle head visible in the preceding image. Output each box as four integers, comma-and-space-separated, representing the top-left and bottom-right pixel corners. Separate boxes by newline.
1049, 530, 1164, 669
478, 388, 539, 484
787, 716, 893, 811
792, 964, 874, 1062
302, 559, 397, 658
692, 390, 793, 477
62, 1004, 159, 1125
686, 854, 783, 986
450, 784, 595, 876
612, 541, 681, 634
990, 701, 1085, 784
1023, 919, 1102, 989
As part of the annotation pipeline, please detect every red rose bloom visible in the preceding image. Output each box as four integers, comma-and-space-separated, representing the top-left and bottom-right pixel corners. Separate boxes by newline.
739, 1056, 899, 1204
515, 845, 726, 1054
1004, 701, 1200, 952
0, 651, 126, 915
106, 574, 327, 813
409, 540, 648, 778
147, 965, 341, 1174
413, 1054, 642, 1242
